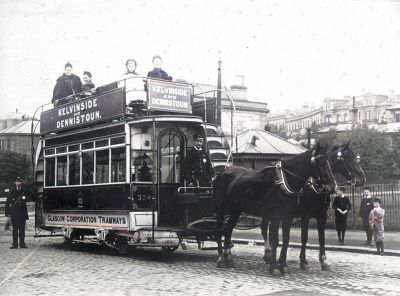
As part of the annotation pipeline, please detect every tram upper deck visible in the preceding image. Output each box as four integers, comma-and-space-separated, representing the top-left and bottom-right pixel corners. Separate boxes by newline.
40, 77, 196, 135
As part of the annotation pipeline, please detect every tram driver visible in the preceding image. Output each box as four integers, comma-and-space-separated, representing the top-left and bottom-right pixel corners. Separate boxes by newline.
184, 134, 214, 187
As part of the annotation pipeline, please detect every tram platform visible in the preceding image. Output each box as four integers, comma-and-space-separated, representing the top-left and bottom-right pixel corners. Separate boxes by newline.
231, 227, 400, 257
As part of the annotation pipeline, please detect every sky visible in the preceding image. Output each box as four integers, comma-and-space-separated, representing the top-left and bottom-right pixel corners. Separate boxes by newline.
0, 0, 400, 118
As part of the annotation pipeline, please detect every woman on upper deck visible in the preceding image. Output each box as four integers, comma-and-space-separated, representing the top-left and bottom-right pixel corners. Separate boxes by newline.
52, 62, 82, 106
147, 55, 172, 81
82, 71, 96, 93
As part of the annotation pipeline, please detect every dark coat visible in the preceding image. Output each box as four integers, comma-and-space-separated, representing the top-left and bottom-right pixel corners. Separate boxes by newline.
359, 197, 374, 220
52, 74, 83, 103
147, 68, 172, 81
333, 195, 351, 231
5, 187, 29, 221
333, 195, 352, 215
184, 147, 214, 186
82, 82, 95, 92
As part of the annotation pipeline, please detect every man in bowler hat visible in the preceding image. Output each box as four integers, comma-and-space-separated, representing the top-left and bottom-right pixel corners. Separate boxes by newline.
5, 177, 30, 248
184, 134, 214, 187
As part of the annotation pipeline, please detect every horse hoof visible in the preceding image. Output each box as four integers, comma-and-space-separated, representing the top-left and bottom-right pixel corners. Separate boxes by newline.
263, 255, 272, 264
300, 262, 309, 270
217, 258, 226, 268
279, 265, 287, 275
321, 263, 331, 271
225, 260, 234, 268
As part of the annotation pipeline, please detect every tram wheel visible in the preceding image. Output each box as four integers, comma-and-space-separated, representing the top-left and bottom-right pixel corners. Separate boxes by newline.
162, 246, 178, 253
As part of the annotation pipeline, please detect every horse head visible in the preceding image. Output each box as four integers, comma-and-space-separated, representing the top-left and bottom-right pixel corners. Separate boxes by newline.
329, 141, 366, 186
310, 143, 337, 193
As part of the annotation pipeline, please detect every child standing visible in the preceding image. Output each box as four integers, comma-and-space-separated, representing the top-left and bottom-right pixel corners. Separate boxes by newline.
369, 197, 385, 255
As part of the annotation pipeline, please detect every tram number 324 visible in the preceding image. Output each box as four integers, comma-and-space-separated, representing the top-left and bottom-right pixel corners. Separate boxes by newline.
135, 194, 154, 201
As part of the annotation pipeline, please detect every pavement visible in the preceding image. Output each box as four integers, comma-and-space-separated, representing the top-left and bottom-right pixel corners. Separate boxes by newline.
232, 227, 400, 257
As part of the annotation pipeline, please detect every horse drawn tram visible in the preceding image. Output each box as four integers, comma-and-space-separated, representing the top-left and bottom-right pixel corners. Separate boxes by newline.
34, 77, 232, 253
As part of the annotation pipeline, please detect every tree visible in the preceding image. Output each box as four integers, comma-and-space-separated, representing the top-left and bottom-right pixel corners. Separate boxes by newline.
316, 126, 400, 183
0, 151, 32, 184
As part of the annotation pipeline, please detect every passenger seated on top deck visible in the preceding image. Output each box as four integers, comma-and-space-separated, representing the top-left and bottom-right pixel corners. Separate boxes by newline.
81, 71, 96, 94
52, 62, 83, 106
147, 55, 172, 81
117, 58, 146, 102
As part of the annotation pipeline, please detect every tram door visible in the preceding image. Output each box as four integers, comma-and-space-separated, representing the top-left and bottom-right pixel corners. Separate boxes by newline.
158, 129, 185, 226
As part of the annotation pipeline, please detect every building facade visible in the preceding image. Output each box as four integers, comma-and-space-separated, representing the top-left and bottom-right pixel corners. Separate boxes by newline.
267, 92, 400, 137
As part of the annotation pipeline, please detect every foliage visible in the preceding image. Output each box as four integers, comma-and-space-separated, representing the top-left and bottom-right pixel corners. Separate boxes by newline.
315, 125, 400, 182
0, 151, 32, 184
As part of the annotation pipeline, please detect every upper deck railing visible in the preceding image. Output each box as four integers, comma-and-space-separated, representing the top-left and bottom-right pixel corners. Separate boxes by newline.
40, 77, 195, 135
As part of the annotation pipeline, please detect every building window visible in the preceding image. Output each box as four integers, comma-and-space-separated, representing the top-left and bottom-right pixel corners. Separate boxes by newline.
396, 113, 400, 123
325, 114, 331, 123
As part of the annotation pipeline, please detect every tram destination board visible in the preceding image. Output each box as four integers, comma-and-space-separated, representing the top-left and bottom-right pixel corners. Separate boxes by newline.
147, 79, 192, 114
40, 88, 125, 134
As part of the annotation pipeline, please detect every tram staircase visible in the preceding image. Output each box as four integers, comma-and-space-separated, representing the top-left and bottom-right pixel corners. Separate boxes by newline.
205, 124, 232, 174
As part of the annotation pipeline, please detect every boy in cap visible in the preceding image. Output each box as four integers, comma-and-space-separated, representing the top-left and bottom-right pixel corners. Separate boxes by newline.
5, 177, 30, 248
184, 133, 214, 187
369, 197, 385, 255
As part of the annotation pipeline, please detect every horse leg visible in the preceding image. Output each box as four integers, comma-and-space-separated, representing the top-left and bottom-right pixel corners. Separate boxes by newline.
268, 217, 280, 275
299, 217, 310, 270
317, 215, 331, 271
223, 212, 240, 268
278, 217, 291, 274
261, 217, 272, 264
216, 206, 226, 268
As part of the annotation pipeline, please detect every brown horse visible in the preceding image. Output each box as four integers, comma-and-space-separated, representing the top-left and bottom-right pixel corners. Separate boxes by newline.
262, 142, 366, 272
213, 143, 337, 271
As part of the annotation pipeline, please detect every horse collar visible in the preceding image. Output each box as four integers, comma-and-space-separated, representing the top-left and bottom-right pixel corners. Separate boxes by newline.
275, 161, 303, 196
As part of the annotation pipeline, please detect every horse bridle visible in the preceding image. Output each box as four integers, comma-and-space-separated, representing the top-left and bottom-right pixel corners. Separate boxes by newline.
332, 148, 358, 186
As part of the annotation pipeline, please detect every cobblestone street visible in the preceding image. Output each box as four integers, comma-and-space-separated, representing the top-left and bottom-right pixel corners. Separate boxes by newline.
1, 227, 400, 296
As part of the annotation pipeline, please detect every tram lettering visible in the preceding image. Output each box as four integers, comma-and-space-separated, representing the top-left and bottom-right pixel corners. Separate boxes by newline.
151, 85, 188, 96
57, 99, 98, 117
66, 215, 97, 223
151, 98, 188, 109
97, 216, 126, 225
48, 214, 65, 222
56, 111, 101, 129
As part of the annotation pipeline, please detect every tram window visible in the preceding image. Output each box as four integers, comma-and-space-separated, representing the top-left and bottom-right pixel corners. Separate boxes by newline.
68, 144, 79, 152
95, 139, 109, 148
82, 142, 94, 150
111, 147, 126, 182
111, 136, 124, 145
45, 157, 55, 186
69, 153, 80, 185
56, 155, 67, 186
96, 150, 109, 183
160, 132, 182, 183
56, 146, 67, 154
45, 148, 55, 156
82, 151, 94, 184
131, 151, 153, 182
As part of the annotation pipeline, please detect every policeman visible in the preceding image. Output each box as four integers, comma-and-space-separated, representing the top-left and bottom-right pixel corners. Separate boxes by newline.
184, 134, 214, 187
5, 177, 30, 249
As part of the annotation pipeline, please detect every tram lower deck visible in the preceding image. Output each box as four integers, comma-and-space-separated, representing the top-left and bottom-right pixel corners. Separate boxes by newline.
35, 82, 231, 252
